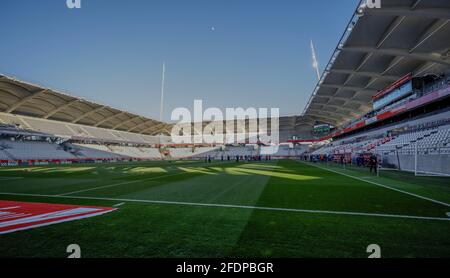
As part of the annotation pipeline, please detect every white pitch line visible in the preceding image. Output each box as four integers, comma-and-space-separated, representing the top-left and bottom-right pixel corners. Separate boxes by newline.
58, 161, 226, 196
0, 206, 21, 210
58, 171, 189, 196
113, 202, 126, 207
0, 192, 449, 222
299, 161, 450, 208
0, 177, 24, 181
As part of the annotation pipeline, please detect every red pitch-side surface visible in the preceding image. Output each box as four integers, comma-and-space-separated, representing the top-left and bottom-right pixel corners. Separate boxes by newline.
0, 200, 116, 235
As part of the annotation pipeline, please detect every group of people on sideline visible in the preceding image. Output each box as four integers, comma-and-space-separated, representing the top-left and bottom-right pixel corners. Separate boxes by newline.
204, 155, 273, 163
300, 153, 379, 174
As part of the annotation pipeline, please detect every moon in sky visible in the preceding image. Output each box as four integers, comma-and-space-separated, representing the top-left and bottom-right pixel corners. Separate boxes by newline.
211, 26, 215, 31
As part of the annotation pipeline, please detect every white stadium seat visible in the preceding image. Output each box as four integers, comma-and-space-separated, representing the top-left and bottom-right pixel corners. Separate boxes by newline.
0, 140, 76, 160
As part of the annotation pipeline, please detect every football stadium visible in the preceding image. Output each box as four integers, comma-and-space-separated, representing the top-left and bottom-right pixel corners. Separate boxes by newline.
0, 0, 449, 260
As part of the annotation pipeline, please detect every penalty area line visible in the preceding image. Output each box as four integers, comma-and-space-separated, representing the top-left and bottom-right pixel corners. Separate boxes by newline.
0, 192, 449, 222
57, 171, 189, 196
0, 177, 25, 181
298, 161, 450, 208
57, 161, 227, 197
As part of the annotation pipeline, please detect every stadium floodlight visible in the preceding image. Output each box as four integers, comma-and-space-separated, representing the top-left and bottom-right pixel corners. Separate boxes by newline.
310, 40, 321, 81
160, 62, 166, 122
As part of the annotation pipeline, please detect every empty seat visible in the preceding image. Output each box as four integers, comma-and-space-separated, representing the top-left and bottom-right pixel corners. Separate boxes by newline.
1, 140, 76, 160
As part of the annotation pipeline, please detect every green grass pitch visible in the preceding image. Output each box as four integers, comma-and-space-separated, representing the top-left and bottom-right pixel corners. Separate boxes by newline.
0, 159, 449, 258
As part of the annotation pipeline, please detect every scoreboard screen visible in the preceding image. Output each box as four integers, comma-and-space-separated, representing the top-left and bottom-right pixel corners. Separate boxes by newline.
313, 124, 332, 134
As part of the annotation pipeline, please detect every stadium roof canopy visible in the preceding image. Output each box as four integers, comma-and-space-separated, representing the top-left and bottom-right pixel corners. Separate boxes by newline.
301, 0, 450, 127
0, 75, 172, 135
1, 0, 449, 138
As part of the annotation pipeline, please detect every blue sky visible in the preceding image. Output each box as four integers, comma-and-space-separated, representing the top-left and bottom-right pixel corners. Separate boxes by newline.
0, 0, 359, 121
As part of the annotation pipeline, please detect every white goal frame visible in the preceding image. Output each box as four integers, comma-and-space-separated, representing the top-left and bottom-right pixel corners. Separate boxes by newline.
376, 144, 450, 177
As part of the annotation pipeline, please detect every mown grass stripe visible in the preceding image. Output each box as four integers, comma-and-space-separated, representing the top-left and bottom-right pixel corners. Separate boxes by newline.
0, 192, 449, 222
299, 161, 450, 208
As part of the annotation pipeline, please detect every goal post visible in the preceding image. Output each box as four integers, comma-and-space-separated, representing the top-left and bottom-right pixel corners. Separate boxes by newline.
376, 144, 450, 177
376, 148, 401, 172
414, 145, 450, 177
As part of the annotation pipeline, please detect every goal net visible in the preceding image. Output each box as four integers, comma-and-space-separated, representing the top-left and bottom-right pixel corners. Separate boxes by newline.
376, 144, 450, 177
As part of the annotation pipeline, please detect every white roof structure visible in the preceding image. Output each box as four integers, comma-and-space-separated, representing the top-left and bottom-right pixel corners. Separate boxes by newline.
1, 0, 449, 139
0, 74, 172, 136
302, 0, 450, 127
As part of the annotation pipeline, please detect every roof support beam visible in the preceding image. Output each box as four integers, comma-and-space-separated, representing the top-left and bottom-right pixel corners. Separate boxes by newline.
345, 16, 406, 92
320, 84, 378, 94
367, 7, 450, 20
6, 89, 48, 113
127, 121, 153, 132
311, 104, 362, 117
150, 127, 171, 136
376, 16, 406, 48
322, 15, 406, 114
71, 106, 106, 123
0, 100, 10, 109
94, 112, 127, 127
303, 113, 339, 125
148, 123, 170, 135
314, 96, 370, 106
294, 122, 314, 127
321, 52, 377, 118
43, 99, 80, 119
330, 69, 401, 81
410, 19, 449, 53
333, 97, 369, 106
362, 17, 447, 86
303, 2, 450, 127
299, 118, 315, 125
308, 109, 353, 119
322, 113, 350, 122
414, 61, 437, 76
342, 46, 450, 66
113, 116, 142, 129
141, 123, 167, 135
411, 0, 423, 10
326, 52, 374, 106
362, 56, 406, 92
